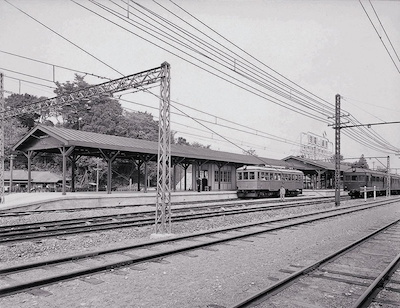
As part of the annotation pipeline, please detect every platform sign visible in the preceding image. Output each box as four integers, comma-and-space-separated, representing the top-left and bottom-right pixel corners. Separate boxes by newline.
300, 132, 333, 161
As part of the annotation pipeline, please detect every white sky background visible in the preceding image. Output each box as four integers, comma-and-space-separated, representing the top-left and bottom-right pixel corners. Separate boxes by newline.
1, 0, 400, 170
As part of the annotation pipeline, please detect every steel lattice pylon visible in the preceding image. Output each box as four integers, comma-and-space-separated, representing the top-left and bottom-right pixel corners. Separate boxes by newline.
0, 64, 172, 227
155, 62, 171, 234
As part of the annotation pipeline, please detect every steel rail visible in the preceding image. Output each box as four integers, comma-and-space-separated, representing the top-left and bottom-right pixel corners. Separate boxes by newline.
0, 197, 349, 242
229, 218, 400, 308
351, 251, 400, 308
0, 198, 398, 297
0, 195, 335, 216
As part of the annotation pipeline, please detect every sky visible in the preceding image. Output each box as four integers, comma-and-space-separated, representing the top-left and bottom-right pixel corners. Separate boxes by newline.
1, 0, 400, 171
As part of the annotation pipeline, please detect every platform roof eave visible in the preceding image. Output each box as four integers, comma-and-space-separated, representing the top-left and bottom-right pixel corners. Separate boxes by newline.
282, 155, 350, 172
13, 125, 291, 167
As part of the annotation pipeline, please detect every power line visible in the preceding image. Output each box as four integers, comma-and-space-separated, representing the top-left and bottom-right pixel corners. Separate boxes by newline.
359, 0, 400, 74
369, 0, 400, 64
95, 1, 398, 153
0, 49, 112, 81
78, 0, 333, 124
3, 0, 125, 77
141, 0, 335, 117
3, 1, 396, 156
166, 0, 337, 115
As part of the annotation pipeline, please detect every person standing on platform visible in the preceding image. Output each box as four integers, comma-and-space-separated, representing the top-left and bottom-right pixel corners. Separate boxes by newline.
280, 185, 285, 201
197, 177, 201, 192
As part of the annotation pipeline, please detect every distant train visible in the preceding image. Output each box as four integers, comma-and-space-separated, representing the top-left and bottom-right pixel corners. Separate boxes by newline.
343, 168, 400, 198
236, 165, 304, 198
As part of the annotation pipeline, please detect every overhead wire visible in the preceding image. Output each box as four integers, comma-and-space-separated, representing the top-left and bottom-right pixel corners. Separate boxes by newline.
358, 0, 400, 74
2, 0, 308, 166
80, 0, 333, 124
167, 0, 338, 115
136, 0, 335, 117
91, 0, 399, 154
0, 49, 112, 81
3, 0, 399, 158
163, 0, 400, 154
368, 0, 400, 64
2, 62, 302, 150
3, 0, 125, 77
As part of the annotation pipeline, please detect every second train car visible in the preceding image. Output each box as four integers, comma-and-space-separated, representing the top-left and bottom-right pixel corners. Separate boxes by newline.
343, 168, 400, 198
236, 165, 304, 198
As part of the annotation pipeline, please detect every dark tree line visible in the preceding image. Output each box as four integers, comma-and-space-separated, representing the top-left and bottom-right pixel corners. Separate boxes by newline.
5, 75, 209, 190
4, 76, 156, 189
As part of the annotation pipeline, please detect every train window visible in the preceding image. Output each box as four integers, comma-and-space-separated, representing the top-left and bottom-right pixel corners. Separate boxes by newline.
277, 174, 281, 181
351, 175, 357, 181
270, 173, 274, 180
249, 172, 255, 180
243, 172, 248, 180
237, 172, 242, 180
359, 175, 365, 181
345, 175, 350, 181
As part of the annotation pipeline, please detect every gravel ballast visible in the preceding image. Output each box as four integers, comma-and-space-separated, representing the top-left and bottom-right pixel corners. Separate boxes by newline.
0, 199, 399, 308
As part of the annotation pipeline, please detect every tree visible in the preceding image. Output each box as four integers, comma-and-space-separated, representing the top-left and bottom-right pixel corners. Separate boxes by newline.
52, 75, 163, 189
352, 154, 369, 169
123, 110, 159, 141
243, 148, 257, 156
5, 93, 47, 129
175, 137, 190, 146
191, 141, 211, 149
328, 154, 344, 163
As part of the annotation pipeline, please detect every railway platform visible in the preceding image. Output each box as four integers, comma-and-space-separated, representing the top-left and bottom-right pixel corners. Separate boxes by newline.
0, 188, 346, 212
0, 190, 239, 212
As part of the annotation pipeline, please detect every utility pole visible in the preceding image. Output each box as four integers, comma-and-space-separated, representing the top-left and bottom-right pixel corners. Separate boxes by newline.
334, 94, 341, 206
0, 73, 4, 203
386, 156, 390, 197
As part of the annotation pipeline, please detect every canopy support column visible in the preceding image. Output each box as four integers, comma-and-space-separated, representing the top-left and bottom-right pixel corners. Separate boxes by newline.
23, 150, 35, 193
100, 149, 119, 194
59, 146, 75, 195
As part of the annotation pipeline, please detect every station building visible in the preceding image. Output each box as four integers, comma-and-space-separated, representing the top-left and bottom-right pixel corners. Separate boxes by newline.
4, 169, 63, 192
12, 125, 293, 194
283, 156, 349, 189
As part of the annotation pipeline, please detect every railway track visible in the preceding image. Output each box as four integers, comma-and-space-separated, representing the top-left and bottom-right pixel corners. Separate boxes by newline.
0, 195, 337, 217
0, 196, 348, 243
0, 197, 398, 298
230, 218, 400, 307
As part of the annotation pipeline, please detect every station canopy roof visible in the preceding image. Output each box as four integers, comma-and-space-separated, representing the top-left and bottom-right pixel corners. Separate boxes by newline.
13, 125, 292, 167
283, 155, 351, 172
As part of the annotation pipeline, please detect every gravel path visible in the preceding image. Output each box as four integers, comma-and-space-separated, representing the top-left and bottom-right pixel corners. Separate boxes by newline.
0, 199, 399, 308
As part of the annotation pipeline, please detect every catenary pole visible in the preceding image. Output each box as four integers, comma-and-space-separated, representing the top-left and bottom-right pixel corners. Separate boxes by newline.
155, 62, 172, 234
0, 64, 172, 232
334, 94, 341, 206
387, 156, 390, 197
